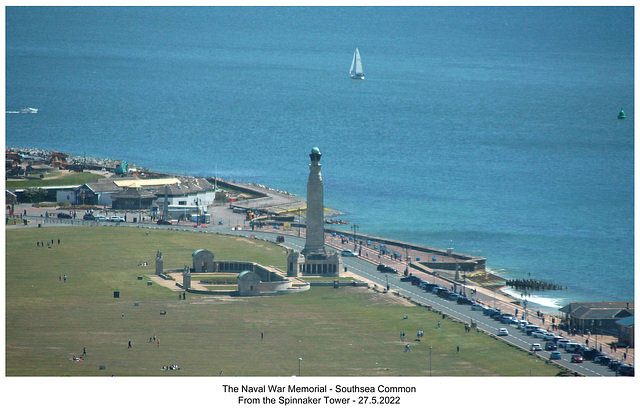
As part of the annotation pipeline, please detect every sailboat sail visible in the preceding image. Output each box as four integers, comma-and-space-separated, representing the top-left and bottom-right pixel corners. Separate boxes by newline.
350, 47, 364, 79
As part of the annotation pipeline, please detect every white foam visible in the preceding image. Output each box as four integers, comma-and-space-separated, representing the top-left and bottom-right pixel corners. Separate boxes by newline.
500, 287, 565, 312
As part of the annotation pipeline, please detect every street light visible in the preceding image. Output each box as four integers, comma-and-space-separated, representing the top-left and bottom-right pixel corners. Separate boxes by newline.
298, 357, 302, 376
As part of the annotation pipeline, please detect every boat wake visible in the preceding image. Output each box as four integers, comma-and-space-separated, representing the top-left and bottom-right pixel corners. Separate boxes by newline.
6, 111, 20, 114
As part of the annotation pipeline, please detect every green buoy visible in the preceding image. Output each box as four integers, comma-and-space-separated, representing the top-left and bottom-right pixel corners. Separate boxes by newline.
618, 108, 626, 119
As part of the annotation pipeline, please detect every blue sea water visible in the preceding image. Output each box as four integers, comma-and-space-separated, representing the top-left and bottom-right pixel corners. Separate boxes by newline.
5, 7, 634, 310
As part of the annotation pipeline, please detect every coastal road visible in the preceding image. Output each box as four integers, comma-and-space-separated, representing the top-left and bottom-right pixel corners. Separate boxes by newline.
17, 216, 624, 376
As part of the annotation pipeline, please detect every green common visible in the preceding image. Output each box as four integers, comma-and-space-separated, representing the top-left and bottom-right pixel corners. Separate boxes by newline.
6, 226, 562, 376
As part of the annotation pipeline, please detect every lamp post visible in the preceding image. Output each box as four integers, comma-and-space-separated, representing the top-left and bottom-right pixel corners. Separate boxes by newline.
298, 357, 302, 376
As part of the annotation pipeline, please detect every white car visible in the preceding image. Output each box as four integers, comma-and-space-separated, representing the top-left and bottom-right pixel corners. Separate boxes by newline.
557, 339, 570, 349
341, 250, 358, 257
531, 343, 542, 351
498, 328, 509, 336
532, 330, 548, 339
542, 332, 558, 341
109, 216, 125, 222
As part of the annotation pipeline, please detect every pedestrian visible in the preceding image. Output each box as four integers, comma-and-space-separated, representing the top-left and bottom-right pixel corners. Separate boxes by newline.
122, 312, 125, 319
128, 340, 131, 348
153, 335, 156, 341
457, 346, 460, 353
58, 275, 61, 282
437, 321, 441, 329
157, 340, 160, 347
404, 344, 410, 352
37, 241, 40, 247
82, 346, 87, 355
63, 275, 67, 283
57, 238, 60, 245
261, 331, 264, 341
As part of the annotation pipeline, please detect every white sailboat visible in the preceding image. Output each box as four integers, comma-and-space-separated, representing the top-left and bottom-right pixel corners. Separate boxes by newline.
349, 47, 365, 80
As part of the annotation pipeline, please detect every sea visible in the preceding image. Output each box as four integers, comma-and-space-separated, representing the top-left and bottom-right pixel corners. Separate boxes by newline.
5, 6, 634, 313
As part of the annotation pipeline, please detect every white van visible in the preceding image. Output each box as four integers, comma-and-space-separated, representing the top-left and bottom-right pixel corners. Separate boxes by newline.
524, 325, 540, 334
564, 342, 581, 353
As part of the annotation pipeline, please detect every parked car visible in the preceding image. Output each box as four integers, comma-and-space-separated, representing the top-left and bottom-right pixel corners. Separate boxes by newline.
564, 343, 581, 353
545, 341, 557, 351
471, 303, 485, 311
377, 264, 397, 274
83, 213, 96, 220
556, 339, 570, 349
57, 213, 72, 219
517, 321, 529, 330
109, 216, 125, 222
95, 216, 109, 222
581, 348, 604, 361
542, 332, 558, 341
157, 220, 172, 225
423, 283, 439, 292
445, 293, 460, 301
524, 325, 540, 334
609, 360, 623, 372
532, 330, 548, 339
498, 328, 509, 336
549, 351, 562, 360
483, 308, 499, 316
400, 276, 414, 282
431, 286, 444, 294
618, 364, 634, 376
596, 356, 612, 366
570, 354, 583, 363
500, 314, 514, 324
457, 297, 474, 305
531, 343, 542, 351
341, 250, 357, 257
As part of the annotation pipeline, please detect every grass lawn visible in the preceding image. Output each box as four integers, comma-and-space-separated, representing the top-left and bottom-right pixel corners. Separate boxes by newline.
6, 171, 104, 189
5, 226, 562, 376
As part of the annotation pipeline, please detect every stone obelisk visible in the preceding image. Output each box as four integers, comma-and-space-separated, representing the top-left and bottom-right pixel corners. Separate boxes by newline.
302, 147, 327, 256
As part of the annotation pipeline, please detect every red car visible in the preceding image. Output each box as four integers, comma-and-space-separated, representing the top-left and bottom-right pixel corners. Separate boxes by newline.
571, 354, 583, 363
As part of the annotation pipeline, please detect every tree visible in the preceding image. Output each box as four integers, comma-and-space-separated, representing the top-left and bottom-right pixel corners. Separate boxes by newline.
22, 187, 48, 203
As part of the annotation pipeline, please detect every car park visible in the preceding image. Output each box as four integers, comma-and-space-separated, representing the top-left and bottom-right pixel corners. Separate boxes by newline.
341, 250, 357, 257
498, 328, 509, 336
530, 343, 542, 351
57, 213, 72, 219
545, 341, 557, 351
549, 351, 562, 360
571, 354, 583, 363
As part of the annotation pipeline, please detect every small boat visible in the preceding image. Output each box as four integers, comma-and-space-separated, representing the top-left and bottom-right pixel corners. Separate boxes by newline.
349, 47, 365, 80
19, 107, 38, 114
617, 108, 626, 119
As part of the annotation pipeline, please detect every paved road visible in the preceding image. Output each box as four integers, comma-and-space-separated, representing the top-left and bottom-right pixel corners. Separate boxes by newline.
16, 216, 628, 377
